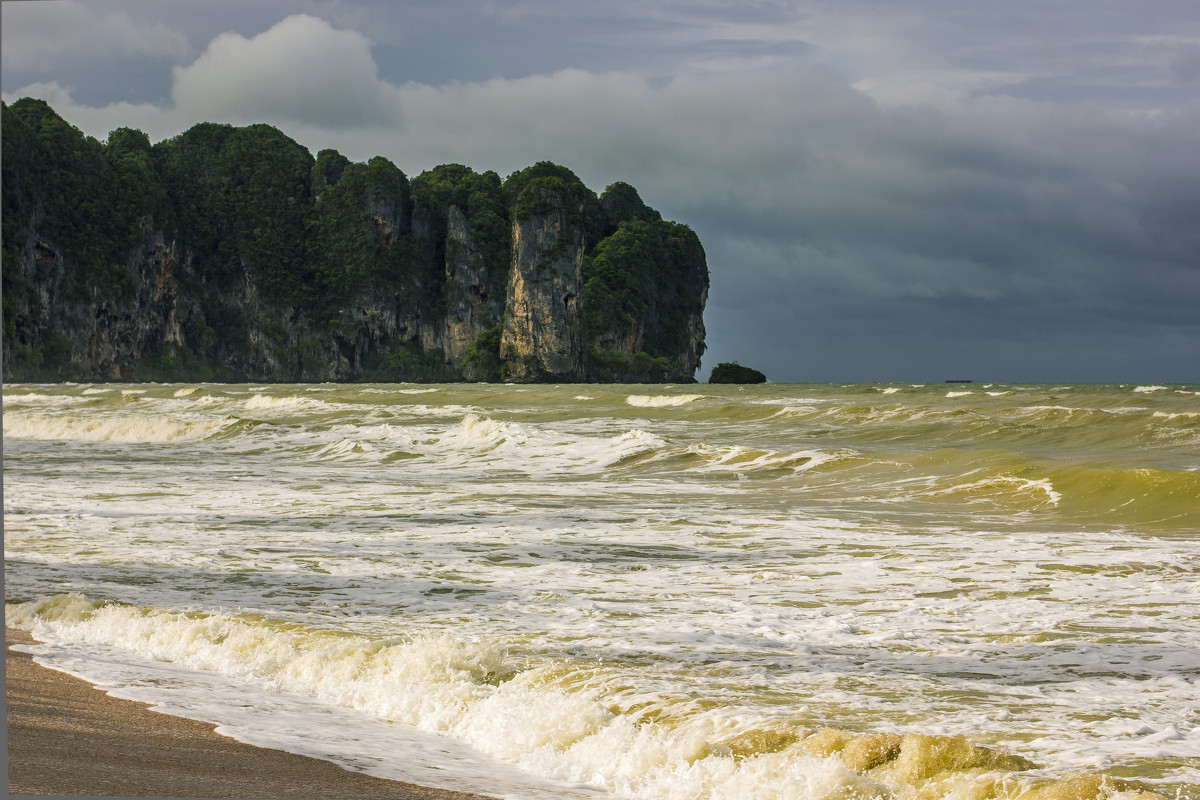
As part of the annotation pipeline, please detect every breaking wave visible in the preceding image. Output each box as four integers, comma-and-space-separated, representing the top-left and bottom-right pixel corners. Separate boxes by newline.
626, 394, 706, 408
2, 411, 236, 443
9, 596, 1177, 800
244, 394, 331, 412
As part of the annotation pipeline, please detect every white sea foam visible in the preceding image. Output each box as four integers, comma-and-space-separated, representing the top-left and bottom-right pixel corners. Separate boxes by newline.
625, 394, 704, 408
771, 405, 822, 418
2, 392, 65, 403
946, 391, 974, 397
447, 413, 512, 448
686, 444, 835, 475
6, 598, 593, 799
2, 411, 233, 442
314, 438, 380, 461
244, 394, 329, 412
881, 387, 901, 394
921, 475, 1063, 506
1134, 385, 1168, 393
6, 382, 1199, 796
428, 415, 672, 476
601, 429, 668, 465
748, 398, 833, 406
0, 598, 1020, 800
173, 386, 198, 397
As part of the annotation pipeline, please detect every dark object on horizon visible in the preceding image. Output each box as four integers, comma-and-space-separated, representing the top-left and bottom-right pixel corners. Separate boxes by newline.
709, 362, 766, 384
2, 99, 708, 384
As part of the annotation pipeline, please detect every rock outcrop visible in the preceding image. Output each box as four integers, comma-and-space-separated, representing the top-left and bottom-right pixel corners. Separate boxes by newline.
2, 99, 708, 384
440, 205, 503, 368
500, 186, 585, 382
709, 362, 767, 384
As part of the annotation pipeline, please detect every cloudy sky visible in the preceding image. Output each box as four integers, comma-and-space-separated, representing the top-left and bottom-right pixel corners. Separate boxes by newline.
4, 0, 1199, 382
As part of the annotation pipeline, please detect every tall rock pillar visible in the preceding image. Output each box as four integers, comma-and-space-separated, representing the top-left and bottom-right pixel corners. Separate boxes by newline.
440, 205, 502, 367
500, 186, 585, 382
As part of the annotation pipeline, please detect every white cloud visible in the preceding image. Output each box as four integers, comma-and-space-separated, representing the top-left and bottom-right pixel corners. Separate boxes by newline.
2, 80, 186, 143
1, 0, 191, 67
170, 14, 401, 130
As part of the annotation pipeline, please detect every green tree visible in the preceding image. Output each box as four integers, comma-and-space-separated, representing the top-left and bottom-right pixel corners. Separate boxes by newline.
583, 219, 707, 378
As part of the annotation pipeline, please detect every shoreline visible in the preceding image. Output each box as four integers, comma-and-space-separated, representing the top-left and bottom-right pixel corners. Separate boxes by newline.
5, 626, 497, 799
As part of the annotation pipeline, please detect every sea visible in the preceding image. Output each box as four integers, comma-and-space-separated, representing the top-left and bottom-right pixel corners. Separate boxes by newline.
3, 381, 1198, 800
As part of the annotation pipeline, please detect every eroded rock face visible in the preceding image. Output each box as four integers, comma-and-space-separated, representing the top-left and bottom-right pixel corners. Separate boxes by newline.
500, 187, 585, 382
680, 284, 708, 380
441, 205, 501, 368
2, 101, 708, 383
25, 223, 198, 381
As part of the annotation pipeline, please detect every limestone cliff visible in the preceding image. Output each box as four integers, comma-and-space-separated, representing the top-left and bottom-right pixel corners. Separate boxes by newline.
440, 205, 504, 368
500, 186, 585, 382
580, 185, 709, 383
2, 100, 708, 384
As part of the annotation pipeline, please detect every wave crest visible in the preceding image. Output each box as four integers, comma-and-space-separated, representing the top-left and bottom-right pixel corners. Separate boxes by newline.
626, 394, 705, 408
3, 411, 234, 443
8, 597, 1174, 800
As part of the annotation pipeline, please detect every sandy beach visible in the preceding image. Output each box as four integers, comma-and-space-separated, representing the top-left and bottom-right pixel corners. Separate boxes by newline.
5, 626, 496, 799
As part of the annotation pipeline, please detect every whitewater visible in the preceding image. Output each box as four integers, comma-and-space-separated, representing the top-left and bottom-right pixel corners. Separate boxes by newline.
4, 382, 1199, 800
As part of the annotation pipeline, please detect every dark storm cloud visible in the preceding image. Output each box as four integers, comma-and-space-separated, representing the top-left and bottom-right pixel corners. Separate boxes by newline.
3, 1, 1198, 381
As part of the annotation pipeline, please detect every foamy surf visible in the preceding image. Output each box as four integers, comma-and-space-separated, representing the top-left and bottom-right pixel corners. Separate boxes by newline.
244, 393, 334, 412
5, 381, 1198, 800
10, 596, 1179, 800
6, 599, 595, 799
625, 394, 705, 408
2, 410, 236, 442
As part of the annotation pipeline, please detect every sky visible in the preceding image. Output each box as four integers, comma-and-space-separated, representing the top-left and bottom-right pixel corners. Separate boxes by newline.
3, 0, 1199, 383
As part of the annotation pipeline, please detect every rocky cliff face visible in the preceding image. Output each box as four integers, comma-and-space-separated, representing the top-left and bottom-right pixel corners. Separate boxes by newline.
681, 286, 708, 378
440, 205, 503, 368
2, 100, 708, 384
10, 217, 199, 381
500, 187, 585, 382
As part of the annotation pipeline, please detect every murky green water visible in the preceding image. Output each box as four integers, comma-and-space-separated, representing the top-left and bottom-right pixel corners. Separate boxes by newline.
5, 382, 1198, 799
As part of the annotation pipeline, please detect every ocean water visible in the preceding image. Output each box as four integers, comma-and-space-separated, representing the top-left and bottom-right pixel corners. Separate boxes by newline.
4, 382, 1199, 800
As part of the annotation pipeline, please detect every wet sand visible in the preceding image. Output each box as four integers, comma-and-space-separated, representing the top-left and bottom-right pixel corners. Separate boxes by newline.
5, 626, 496, 799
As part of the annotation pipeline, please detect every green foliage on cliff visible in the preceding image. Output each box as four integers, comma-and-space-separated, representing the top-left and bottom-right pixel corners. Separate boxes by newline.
135, 343, 219, 383
504, 162, 604, 247
586, 347, 674, 383
2, 101, 708, 383
582, 219, 707, 381
362, 341, 459, 382
2, 99, 143, 304
312, 149, 352, 194
411, 164, 511, 287
308, 153, 417, 322
461, 325, 505, 382
154, 121, 315, 308
1, 103, 38, 344
599, 182, 662, 238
